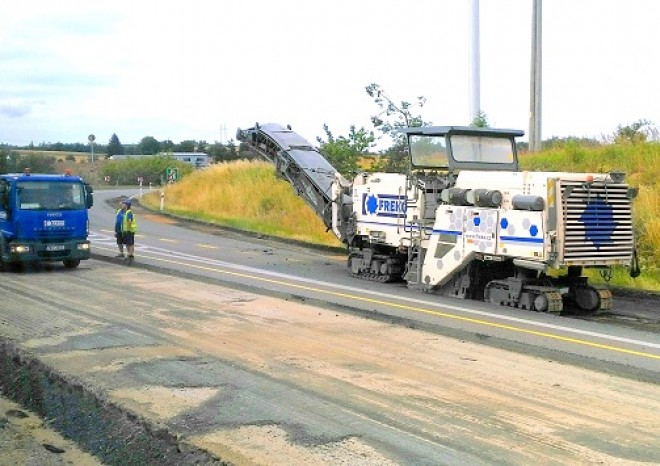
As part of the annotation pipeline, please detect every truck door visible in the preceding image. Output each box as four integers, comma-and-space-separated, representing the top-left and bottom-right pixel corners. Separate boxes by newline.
0, 180, 11, 255
0, 179, 9, 220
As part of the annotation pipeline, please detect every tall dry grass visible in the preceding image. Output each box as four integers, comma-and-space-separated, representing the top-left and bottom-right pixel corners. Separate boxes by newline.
520, 142, 659, 186
141, 160, 342, 247
633, 185, 660, 268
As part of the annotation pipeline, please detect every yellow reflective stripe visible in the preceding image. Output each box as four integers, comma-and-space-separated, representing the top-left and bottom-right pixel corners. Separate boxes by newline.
547, 178, 555, 208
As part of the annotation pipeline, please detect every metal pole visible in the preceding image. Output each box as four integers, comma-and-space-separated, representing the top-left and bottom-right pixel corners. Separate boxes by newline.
88, 134, 96, 161
469, 0, 481, 122
529, 0, 543, 151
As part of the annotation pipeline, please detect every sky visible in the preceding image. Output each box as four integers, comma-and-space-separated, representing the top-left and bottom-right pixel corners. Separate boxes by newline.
1, 0, 659, 149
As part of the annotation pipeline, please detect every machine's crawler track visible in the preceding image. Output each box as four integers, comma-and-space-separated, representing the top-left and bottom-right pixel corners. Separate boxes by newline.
484, 281, 564, 313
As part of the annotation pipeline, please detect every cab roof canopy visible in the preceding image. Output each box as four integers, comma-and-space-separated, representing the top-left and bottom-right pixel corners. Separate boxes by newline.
402, 126, 524, 172
400, 125, 525, 139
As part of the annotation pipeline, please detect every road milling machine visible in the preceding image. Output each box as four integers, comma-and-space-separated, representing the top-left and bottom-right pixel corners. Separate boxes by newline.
237, 123, 640, 314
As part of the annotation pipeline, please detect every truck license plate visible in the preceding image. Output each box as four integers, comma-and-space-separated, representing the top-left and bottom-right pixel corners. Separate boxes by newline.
46, 244, 65, 251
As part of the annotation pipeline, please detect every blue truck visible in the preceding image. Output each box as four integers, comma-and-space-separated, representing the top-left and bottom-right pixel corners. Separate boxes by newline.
0, 171, 94, 270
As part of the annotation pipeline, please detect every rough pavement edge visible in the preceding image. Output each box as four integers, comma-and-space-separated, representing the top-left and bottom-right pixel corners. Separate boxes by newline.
0, 340, 230, 466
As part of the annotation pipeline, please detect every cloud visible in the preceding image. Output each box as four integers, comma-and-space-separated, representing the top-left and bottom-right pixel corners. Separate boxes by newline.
1, 0, 659, 147
0, 103, 32, 118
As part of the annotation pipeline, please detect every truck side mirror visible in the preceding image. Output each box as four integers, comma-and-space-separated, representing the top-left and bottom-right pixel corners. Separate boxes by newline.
84, 183, 94, 208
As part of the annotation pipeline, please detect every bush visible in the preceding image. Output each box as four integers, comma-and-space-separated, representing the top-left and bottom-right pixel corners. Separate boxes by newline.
2, 152, 57, 174
99, 155, 193, 185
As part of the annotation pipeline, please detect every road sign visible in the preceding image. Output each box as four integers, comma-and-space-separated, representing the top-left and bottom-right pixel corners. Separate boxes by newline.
165, 167, 179, 182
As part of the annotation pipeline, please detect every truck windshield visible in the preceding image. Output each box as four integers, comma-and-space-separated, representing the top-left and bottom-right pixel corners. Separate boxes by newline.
17, 181, 86, 211
449, 135, 515, 164
409, 135, 448, 168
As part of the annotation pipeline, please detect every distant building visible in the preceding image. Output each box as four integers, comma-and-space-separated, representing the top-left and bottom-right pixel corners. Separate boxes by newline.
110, 152, 210, 169
170, 152, 210, 169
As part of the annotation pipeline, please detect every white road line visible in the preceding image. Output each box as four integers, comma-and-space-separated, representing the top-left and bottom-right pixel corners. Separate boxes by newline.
196, 244, 218, 250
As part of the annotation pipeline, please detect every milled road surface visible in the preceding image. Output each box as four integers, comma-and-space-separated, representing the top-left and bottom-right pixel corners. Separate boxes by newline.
1, 260, 659, 465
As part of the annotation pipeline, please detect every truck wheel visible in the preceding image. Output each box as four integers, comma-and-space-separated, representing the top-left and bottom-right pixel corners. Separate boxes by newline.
4, 262, 22, 273
63, 259, 80, 269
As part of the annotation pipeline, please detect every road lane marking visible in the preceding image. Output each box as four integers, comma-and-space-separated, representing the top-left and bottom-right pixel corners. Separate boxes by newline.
158, 238, 177, 243
91, 244, 660, 361
196, 244, 218, 250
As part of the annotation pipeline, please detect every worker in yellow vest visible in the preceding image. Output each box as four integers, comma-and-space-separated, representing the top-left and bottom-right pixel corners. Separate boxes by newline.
115, 199, 137, 264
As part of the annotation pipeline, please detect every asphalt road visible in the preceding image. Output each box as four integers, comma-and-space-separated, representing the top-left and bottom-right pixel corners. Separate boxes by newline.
2, 260, 659, 465
0, 187, 658, 465
90, 189, 660, 377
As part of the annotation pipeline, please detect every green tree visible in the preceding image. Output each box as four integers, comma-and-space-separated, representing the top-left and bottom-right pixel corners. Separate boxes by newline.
107, 133, 124, 158
226, 140, 239, 160
1, 152, 57, 174
137, 136, 161, 155
99, 155, 193, 186
365, 83, 431, 173
206, 140, 245, 163
613, 119, 654, 144
0, 147, 9, 173
470, 111, 489, 128
371, 140, 408, 173
317, 124, 375, 177
177, 140, 197, 152
366, 83, 430, 143
161, 139, 175, 152
208, 142, 230, 162
26, 153, 57, 173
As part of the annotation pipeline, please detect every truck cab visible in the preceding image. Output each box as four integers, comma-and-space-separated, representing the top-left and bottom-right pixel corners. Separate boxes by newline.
0, 172, 94, 269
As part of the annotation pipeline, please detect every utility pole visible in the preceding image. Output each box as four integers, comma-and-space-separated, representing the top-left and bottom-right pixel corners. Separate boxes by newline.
469, 0, 481, 123
220, 124, 227, 144
529, 0, 542, 151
